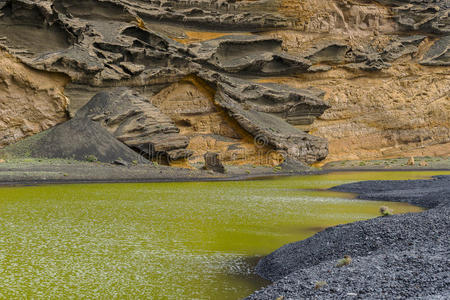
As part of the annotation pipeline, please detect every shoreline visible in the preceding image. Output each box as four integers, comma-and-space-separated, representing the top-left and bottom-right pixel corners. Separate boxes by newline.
0, 160, 311, 186
0, 157, 449, 187
1, 167, 449, 187
248, 175, 450, 299
2, 168, 450, 187
1, 161, 449, 298
0, 172, 305, 187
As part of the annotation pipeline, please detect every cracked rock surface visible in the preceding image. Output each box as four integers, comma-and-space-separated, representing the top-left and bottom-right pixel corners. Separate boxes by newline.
0, 0, 449, 165
76, 88, 193, 162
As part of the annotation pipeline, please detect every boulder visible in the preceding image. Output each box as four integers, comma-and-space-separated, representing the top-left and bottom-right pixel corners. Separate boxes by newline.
203, 152, 225, 173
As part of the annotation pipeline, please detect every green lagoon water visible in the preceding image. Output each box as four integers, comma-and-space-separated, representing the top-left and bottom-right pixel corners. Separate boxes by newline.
0, 171, 448, 299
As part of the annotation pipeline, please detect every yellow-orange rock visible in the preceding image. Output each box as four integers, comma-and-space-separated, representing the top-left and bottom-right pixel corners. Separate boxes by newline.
419, 161, 428, 167
0, 50, 69, 148
260, 64, 450, 163
151, 77, 284, 166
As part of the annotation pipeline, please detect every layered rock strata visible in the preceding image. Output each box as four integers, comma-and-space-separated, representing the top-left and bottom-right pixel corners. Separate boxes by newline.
76, 88, 193, 162
0, 49, 69, 148
0, 0, 449, 165
0, 88, 193, 164
265, 0, 450, 162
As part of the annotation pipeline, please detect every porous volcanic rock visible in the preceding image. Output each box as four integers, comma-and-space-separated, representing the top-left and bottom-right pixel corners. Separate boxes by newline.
214, 83, 328, 164
203, 152, 225, 173
1, 0, 449, 165
189, 35, 311, 75
76, 88, 193, 162
0, 49, 69, 148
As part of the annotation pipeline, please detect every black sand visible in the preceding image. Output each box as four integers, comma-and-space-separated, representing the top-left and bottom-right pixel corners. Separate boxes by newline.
248, 175, 450, 299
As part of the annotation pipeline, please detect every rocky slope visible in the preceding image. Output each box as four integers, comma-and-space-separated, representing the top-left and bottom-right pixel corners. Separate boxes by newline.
0, 0, 448, 166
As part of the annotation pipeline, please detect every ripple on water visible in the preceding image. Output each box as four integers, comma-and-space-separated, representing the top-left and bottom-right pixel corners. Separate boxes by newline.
0, 171, 441, 299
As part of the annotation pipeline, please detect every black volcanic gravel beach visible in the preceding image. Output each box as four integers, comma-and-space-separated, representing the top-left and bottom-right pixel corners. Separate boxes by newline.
247, 175, 450, 299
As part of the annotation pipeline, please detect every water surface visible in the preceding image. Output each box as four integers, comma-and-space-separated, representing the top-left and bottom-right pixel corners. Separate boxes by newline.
1, 171, 447, 299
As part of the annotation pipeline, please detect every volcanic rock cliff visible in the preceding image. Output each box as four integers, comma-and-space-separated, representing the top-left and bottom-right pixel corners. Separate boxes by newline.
0, 0, 448, 165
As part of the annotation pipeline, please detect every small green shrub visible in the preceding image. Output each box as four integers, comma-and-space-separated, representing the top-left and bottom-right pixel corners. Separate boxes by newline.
315, 281, 327, 289
380, 206, 393, 216
336, 255, 352, 267
85, 155, 98, 162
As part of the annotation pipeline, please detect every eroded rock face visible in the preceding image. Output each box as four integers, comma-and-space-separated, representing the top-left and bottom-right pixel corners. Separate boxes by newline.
189, 35, 311, 75
215, 89, 328, 164
53, 0, 288, 30
76, 89, 193, 162
150, 76, 286, 166
265, 0, 450, 162
270, 65, 450, 162
0, 49, 69, 148
421, 35, 450, 66
210, 75, 329, 164
0, 0, 72, 57
214, 76, 329, 126
149, 74, 329, 165
1, 0, 448, 165
0, 0, 289, 85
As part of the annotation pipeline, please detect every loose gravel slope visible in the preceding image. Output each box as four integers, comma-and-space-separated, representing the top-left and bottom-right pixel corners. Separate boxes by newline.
247, 175, 450, 299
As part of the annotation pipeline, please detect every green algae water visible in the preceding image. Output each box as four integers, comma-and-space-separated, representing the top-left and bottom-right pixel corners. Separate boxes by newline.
0, 170, 448, 299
